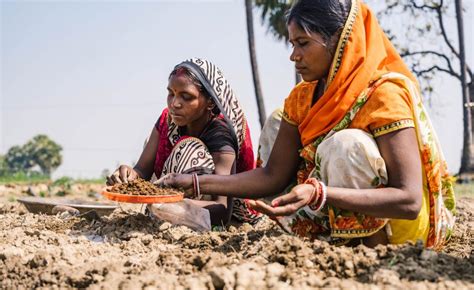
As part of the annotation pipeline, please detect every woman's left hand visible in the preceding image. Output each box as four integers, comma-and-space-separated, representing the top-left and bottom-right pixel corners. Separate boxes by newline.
246, 183, 314, 216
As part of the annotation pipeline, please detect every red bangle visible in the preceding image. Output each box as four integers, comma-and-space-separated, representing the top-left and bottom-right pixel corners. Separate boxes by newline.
310, 182, 327, 212
304, 178, 320, 206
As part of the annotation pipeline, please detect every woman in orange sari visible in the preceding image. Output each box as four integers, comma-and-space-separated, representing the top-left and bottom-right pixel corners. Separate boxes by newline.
161, 0, 455, 249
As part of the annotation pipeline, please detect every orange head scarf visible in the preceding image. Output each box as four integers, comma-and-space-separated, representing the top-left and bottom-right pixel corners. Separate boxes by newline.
298, 0, 417, 146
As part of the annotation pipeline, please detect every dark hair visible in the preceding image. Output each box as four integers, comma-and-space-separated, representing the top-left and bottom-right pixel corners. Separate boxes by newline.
286, 0, 351, 46
168, 66, 220, 115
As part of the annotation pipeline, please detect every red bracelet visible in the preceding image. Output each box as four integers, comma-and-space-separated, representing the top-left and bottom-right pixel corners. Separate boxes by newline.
310, 181, 327, 212
304, 178, 320, 206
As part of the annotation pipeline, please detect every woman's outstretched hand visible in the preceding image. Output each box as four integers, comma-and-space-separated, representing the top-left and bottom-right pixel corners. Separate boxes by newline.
106, 165, 140, 185
247, 183, 314, 216
156, 173, 194, 198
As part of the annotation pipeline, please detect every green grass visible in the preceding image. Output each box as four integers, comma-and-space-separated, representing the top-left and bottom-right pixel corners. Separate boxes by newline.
0, 172, 50, 184
74, 178, 106, 184
0, 173, 105, 185
453, 183, 474, 197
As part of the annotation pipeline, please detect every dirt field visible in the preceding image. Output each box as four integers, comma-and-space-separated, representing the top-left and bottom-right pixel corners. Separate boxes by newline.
0, 183, 473, 289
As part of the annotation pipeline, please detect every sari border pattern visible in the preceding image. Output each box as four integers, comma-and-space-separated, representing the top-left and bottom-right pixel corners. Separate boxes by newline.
326, 0, 359, 87
372, 119, 415, 137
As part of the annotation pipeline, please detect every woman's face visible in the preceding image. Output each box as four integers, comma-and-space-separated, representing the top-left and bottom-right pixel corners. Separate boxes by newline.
167, 74, 211, 127
288, 21, 334, 82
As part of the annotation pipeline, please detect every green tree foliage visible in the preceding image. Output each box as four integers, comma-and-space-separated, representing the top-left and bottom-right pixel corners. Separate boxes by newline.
3, 135, 63, 177
253, 0, 302, 83
24, 135, 63, 176
5, 145, 33, 173
254, 0, 293, 42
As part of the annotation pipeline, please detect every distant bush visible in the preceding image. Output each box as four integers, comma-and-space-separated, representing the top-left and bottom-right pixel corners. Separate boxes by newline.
51, 176, 73, 196
3, 134, 62, 178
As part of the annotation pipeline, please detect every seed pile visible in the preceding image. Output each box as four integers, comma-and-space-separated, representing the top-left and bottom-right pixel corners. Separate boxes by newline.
109, 178, 183, 196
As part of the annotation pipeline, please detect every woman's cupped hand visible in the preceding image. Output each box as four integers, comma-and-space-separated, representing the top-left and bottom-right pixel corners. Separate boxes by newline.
156, 173, 194, 198
247, 183, 315, 217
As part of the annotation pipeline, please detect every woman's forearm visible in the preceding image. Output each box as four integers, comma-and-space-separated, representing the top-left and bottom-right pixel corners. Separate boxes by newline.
197, 120, 302, 199
133, 166, 150, 180
162, 120, 301, 199
198, 167, 291, 199
327, 186, 422, 220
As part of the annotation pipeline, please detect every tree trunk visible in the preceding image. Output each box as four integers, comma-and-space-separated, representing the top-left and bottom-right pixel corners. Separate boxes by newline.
245, 0, 266, 128
456, 0, 474, 177
460, 82, 474, 178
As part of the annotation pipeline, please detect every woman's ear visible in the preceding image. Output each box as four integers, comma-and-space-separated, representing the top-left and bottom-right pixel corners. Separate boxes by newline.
207, 99, 216, 111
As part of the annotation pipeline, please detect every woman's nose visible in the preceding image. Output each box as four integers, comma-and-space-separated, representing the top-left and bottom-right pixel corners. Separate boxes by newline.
170, 96, 182, 109
290, 49, 300, 62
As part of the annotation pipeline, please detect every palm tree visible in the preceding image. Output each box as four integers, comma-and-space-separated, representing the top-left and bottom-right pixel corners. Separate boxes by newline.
245, 0, 266, 128
254, 0, 291, 42
253, 0, 301, 84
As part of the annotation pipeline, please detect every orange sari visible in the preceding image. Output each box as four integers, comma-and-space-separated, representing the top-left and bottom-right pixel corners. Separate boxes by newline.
282, 0, 455, 249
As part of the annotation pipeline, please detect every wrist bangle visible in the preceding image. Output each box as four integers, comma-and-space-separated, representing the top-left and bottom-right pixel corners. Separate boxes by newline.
304, 178, 319, 206
192, 173, 201, 200
310, 181, 327, 212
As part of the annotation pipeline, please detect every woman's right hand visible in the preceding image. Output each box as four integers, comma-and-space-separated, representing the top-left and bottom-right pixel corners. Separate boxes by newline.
106, 165, 140, 185
156, 173, 194, 197
246, 183, 315, 216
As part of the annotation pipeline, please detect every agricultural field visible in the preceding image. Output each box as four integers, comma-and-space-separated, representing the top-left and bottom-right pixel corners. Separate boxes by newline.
0, 181, 472, 289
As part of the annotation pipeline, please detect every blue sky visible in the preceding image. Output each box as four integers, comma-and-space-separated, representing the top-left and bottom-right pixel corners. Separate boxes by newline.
1, 0, 473, 178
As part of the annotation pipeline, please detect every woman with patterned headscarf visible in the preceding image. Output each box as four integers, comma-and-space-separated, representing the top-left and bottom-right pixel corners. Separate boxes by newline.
107, 58, 261, 226
162, 0, 456, 249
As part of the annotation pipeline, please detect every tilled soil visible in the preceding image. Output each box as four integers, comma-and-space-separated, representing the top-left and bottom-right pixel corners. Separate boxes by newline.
0, 186, 472, 289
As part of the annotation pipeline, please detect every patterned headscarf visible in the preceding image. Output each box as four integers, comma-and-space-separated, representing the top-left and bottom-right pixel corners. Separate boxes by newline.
173, 58, 246, 152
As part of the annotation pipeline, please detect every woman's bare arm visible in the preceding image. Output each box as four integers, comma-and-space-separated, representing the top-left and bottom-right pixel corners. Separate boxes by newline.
250, 127, 423, 220
162, 120, 302, 198
327, 127, 423, 219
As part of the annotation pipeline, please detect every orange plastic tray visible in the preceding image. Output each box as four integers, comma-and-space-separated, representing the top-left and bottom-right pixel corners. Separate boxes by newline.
101, 187, 184, 204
